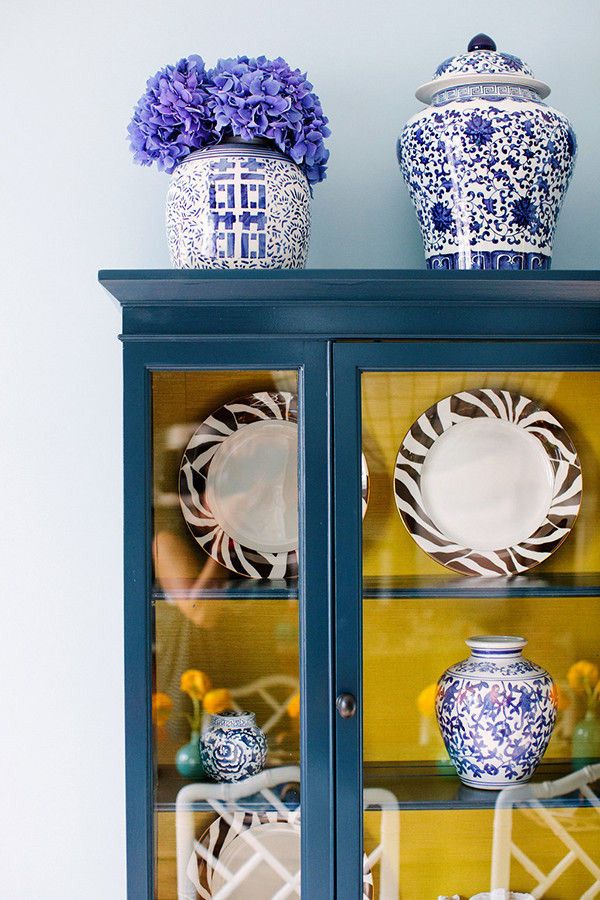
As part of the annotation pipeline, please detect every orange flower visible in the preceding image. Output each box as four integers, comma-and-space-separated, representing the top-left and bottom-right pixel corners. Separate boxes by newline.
203, 688, 233, 715
287, 692, 300, 719
567, 661, 599, 694
152, 692, 173, 727
417, 683, 438, 718
180, 669, 212, 701
549, 683, 569, 711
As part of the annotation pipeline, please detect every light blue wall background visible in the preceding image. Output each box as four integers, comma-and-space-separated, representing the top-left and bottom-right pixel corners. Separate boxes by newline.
2, 1, 599, 898
43, 0, 599, 270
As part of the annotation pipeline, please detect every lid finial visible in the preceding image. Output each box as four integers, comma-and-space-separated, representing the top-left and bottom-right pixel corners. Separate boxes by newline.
468, 33, 497, 52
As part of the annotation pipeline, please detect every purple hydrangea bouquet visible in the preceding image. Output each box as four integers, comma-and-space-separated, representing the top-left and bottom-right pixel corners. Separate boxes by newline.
128, 54, 329, 269
129, 54, 330, 184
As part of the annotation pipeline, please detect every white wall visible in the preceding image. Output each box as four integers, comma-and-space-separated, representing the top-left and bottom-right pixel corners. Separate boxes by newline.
3, 1, 599, 897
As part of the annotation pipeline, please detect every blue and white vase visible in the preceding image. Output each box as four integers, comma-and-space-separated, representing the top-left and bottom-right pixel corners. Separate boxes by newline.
166, 138, 310, 269
398, 34, 576, 269
436, 636, 557, 789
200, 711, 267, 783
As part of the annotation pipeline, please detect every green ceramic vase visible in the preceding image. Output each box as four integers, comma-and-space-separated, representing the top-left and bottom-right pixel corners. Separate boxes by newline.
571, 711, 600, 768
175, 730, 204, 780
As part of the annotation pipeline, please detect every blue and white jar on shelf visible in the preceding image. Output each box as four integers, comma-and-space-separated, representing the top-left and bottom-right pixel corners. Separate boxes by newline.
200, 711, 268, 783
398, 34, 577, 270
436, 636, 557, 790
166, 138, 310, 268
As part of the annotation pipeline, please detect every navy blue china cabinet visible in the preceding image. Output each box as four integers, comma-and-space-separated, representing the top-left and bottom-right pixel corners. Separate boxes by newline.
100, 270, 600, 900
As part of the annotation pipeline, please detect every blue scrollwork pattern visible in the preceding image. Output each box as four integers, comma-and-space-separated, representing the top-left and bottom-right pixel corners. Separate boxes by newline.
434, 50, 534, 80
436, 667, 557, 788
399, 97, 576, 268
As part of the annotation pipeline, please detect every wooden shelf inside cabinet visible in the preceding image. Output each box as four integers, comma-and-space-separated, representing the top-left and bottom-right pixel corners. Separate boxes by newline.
156, 761, 599, 813
153, 573, 600, 602
156, 765, 300, 813
363, 761, 600, 810
363, 573, 600, 599
152, 579, 297, 601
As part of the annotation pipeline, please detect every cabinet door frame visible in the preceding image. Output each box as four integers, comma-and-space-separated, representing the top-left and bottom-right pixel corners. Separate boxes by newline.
331, 339, 600, 900
122, 338, 334, 899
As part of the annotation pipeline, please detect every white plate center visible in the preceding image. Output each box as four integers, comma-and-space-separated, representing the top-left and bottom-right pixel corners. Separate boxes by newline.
420, 418, 555, 552
206, 419, 298, 553
210, 823, 300, 898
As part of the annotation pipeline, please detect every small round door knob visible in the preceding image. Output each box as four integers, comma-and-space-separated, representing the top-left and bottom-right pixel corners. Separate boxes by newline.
336, 693, 357, 719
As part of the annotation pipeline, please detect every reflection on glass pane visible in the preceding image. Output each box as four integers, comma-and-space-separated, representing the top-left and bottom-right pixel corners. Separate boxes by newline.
154, 600, 299, 767
152, 370, 300, 899
153, 370, 298, 586
364, 803, 600, 899
362, 371, 600, 898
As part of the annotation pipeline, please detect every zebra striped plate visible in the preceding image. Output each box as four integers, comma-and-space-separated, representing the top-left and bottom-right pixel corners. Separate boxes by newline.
179, 391, 299, 579
394, 389, 582, 576
179, 390, 370, 578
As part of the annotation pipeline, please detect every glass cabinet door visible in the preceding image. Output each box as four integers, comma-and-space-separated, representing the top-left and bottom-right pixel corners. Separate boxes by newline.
153, 369, 302, 900
333, 342, 600, 900
123, 342, 333, 900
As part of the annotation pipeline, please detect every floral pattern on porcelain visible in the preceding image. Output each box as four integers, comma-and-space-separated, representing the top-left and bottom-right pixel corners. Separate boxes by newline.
200, 711, 267, 783
166, 143, 310, 269
399, 36, 576, 270
434, 50, 534, 79
436, 639, 557, 789
399, 99, 575, 269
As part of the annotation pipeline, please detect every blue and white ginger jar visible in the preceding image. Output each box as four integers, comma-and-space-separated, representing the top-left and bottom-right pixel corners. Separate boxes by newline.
200, 711, 267, 782
398, 34, 577, 269
166, 139, 310, 269
436, 636, 557, 789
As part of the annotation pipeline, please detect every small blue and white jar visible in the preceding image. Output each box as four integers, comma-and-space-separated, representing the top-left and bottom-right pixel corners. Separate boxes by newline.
398, 34, 576, 269
436, 636, 557, 790
200, 711, 268, 783
166, 138, 310, 269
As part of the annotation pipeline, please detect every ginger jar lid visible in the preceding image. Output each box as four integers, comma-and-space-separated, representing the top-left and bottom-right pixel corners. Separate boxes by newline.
416, 33, 550, 104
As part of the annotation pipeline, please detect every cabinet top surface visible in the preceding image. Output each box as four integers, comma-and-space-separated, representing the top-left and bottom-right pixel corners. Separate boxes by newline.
98, 269, 600, 339
99, 268, 600, 304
